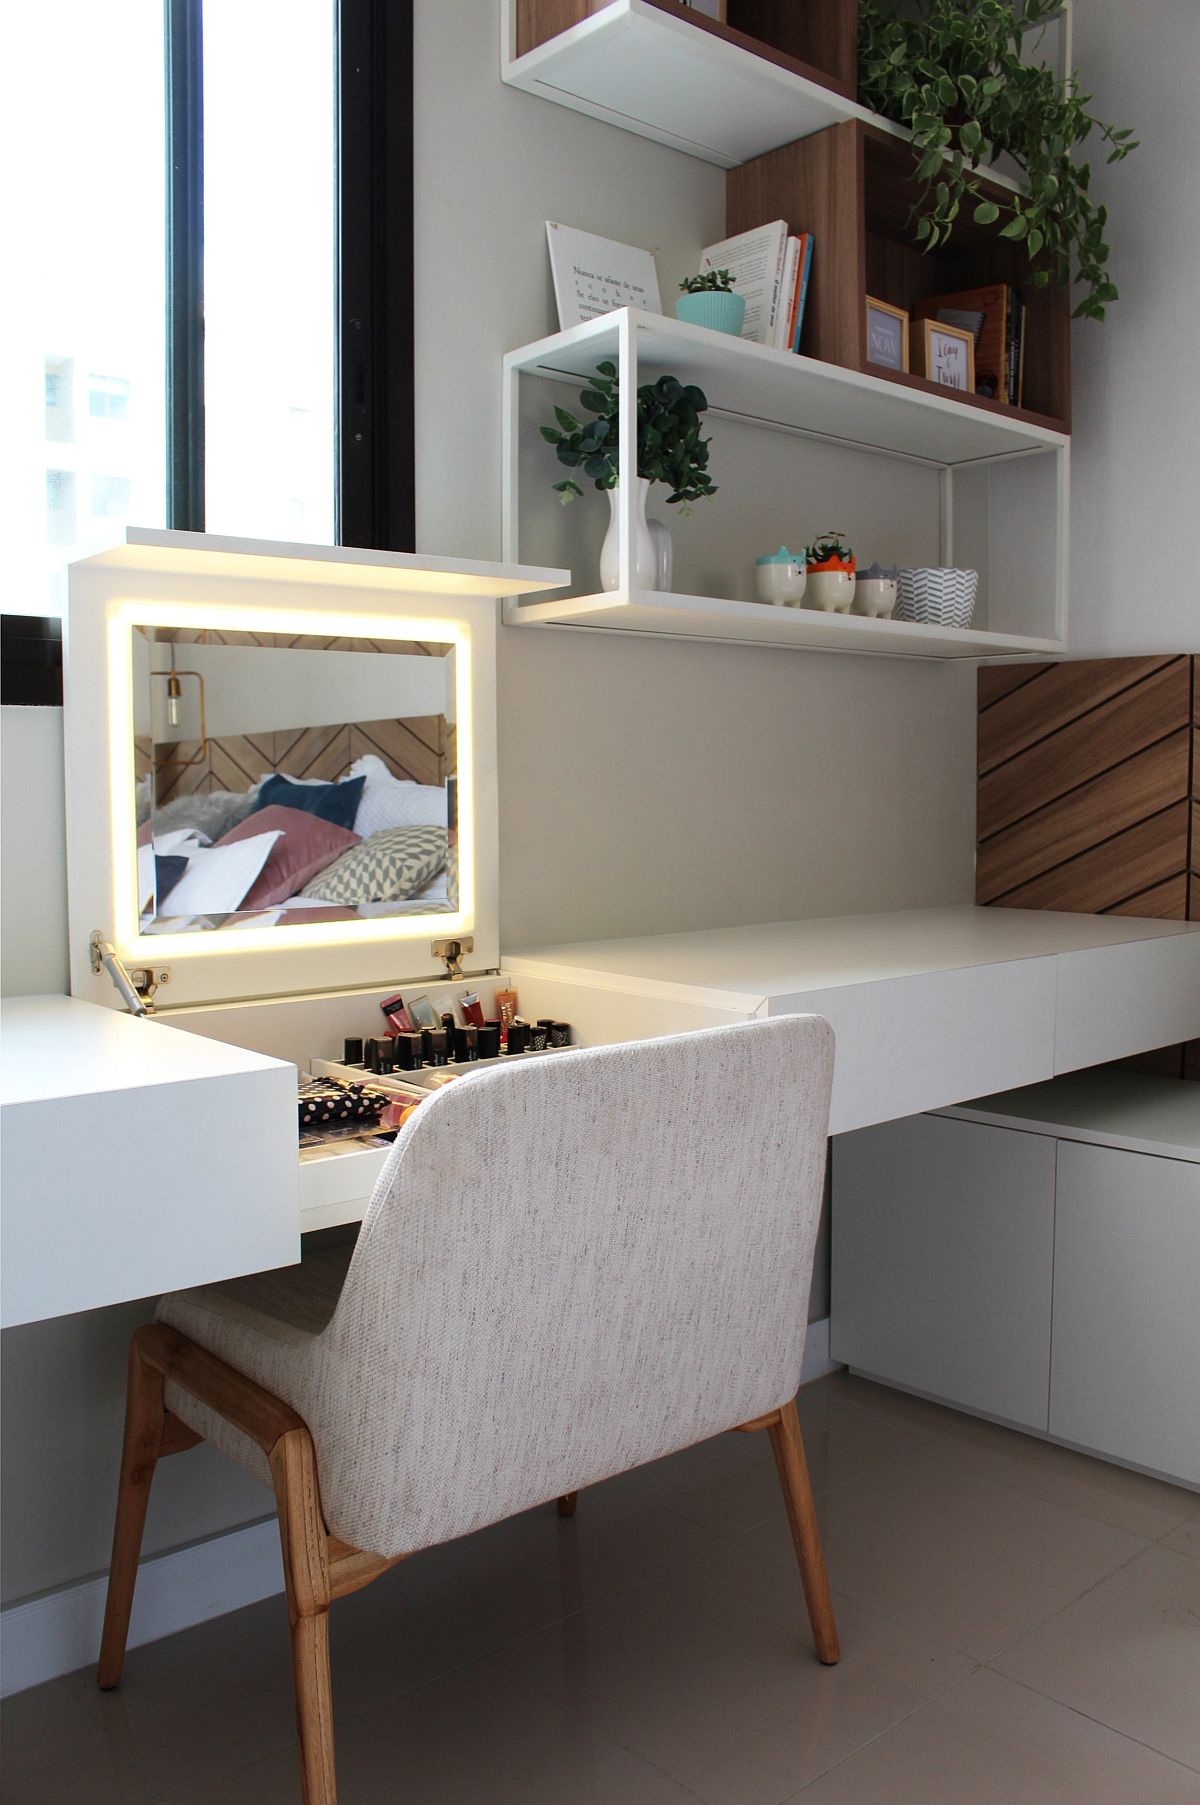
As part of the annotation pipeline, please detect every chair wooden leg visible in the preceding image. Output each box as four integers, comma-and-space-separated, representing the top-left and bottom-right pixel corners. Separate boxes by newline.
270, 1428, 337, 1805
556, 1492, 578, 1518
98, 1336, 166, 1689
768, 1400, 840, 1665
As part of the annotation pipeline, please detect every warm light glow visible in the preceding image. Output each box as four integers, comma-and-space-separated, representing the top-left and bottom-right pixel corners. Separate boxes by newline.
106, 596, 476, 962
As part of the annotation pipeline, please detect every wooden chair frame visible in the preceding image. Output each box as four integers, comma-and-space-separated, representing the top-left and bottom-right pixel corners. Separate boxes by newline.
99, 1321, 839, 1805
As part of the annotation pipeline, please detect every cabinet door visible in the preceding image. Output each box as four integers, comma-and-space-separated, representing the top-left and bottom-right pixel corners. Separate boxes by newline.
832, 1115, 1055, 1428
1050, 1142, 1200, 1485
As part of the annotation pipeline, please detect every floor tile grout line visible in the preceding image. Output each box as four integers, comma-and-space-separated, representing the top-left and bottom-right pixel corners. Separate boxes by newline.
780, 1668, 988, 1802
982, 1538, 1158, 1668
977, 1665, 1200, 1777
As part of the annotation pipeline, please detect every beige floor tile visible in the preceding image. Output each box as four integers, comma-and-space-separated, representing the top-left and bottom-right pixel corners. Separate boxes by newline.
1161, 1507, 1200, 1561
495, 1536, 972, 1805
169, 1660, 703, 1805
68, 1568, 478, 1795
741, 1443, 1147, 1662
791, 1667, 1200, 1804
923, 1417, 1199, 1540
818, 1373, 967, 1441
394, 1479, 735, 1655
0, 1674, 164, 1804
993, 1545, 1200, 1771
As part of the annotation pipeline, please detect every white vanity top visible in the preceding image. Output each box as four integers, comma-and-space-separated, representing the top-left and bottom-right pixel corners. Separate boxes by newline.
506, 906, 1200, 1007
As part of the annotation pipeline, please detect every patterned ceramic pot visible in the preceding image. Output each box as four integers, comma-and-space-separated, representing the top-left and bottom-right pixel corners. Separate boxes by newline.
895, 568, 979, 628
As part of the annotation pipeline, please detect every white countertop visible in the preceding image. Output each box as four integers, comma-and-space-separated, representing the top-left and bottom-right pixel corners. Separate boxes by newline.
506, 907, 1200, 1009
1, 993, 290, 1106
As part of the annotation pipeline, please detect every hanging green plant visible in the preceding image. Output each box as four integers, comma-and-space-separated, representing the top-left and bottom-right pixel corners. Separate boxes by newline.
857, 0, 1138, 319
539, 361, 717, 509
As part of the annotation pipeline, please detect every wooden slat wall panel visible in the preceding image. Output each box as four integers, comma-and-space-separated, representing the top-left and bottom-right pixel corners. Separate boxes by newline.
977, 654, 1198, 1081
977, 659, 1190, 841
976, 732, 1190, 903
978, 657, 1176, 776
153, 716, 448, 807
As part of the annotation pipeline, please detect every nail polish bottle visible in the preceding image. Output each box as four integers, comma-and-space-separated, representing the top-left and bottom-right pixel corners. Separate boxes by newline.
477, 1022, 501, 1061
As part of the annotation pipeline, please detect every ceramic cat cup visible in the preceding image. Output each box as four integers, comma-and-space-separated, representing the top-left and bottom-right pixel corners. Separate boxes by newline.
851, 561, 899, 617
804, 569, 856, 612
754, 547, 807, 606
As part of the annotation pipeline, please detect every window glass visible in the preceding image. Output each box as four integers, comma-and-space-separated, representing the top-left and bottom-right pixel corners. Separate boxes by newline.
202, 1, 337, 543
8, 3, 167, 615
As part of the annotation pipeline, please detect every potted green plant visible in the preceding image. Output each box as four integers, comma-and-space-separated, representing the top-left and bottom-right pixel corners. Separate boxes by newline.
676, 269, 746, 336
805, 532, 857, 612
858, 0, 1138, 319
540, 362, 717, 591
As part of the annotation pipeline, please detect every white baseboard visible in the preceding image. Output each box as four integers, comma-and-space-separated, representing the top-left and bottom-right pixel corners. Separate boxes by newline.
1, 1317, 839, 1697
0, 1518, 282, 1699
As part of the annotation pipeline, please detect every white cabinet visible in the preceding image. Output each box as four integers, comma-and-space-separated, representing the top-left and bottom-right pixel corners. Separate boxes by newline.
1050, 1142, 1200, 1486
831, 1072, 1200, 1483
831, 1115, 1055, 1429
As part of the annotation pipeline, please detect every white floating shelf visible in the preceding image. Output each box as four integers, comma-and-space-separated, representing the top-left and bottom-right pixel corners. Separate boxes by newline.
501, 0, 1025, 187
506, 312, 1068, 468
505, 588, 1062, 660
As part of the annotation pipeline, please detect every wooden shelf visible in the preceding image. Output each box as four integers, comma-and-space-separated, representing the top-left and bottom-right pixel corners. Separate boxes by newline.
505, 586, 1063, 660
505, 310, 1069, 466
729, 121, 1071, 432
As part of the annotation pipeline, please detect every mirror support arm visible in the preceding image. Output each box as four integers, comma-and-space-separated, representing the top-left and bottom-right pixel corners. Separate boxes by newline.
89, 932, 163, 1017
431, 937, 474, 981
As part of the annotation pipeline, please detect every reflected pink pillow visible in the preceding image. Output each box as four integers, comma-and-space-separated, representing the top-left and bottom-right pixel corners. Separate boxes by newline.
217, 805, 360, 911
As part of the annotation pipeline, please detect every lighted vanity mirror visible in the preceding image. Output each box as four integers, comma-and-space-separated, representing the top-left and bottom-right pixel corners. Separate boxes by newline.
133, 627, 459, 932
65, 531, 565, 1010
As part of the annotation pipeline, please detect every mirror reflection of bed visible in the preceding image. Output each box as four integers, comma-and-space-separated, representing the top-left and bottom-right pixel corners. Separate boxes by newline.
132, 627, 457, 932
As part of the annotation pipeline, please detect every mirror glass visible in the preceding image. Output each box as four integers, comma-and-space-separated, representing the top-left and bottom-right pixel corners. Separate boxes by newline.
131, 627, 457, 932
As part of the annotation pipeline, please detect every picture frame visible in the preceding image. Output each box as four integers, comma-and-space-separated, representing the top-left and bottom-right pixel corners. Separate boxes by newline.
913, 317, 976, 393
864, 296, 909, 373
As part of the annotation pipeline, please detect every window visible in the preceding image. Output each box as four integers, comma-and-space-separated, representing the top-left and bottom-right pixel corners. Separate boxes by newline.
11, 1, 414, 623
46, 472, 77, 546
87, 375, 131, 422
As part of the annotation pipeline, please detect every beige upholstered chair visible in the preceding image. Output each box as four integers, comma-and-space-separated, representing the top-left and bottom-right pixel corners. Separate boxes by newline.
99, 1017, 838, 1805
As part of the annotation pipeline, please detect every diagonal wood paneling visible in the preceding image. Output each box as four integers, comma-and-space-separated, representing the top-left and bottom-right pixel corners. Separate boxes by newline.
991, 801, 1189, 913
976, 731, 1191, 902
978, 654, 1198, 1082
977, 659, 1190, 841
978, 657, 1177, 776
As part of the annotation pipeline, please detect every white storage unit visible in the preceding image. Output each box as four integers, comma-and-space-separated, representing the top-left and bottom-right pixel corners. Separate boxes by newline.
832, 1070, 1200, 1485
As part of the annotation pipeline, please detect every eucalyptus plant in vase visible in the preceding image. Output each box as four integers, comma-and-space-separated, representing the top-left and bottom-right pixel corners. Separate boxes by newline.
540, 361, 717, 592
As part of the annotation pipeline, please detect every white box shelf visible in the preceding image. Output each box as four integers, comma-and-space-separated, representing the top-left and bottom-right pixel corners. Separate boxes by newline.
502, 310, 1069, 660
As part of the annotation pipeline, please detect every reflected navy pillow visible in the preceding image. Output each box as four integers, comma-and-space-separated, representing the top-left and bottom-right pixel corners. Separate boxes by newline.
253, 774, 365, 832
154, 854, 188, 907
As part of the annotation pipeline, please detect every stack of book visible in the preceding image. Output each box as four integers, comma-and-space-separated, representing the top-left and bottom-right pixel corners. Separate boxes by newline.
913, 284, 1026, 406
698, 221, 815, 353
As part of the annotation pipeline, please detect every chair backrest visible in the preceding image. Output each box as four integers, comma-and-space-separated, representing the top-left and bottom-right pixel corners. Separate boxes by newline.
310, 1015, 833, 1556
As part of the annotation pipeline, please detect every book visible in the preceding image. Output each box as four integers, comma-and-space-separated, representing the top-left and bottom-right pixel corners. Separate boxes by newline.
913, 284, 1008, 400
699, 220, 789, 346
774, 237, 801, 351
792, 233, 814, 353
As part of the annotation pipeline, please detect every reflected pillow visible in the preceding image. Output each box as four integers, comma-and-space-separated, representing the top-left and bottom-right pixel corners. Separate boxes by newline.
215, 805, 361, 911
344, 755, 447, 836
255, 773, 364, 831
159, 831, 282, 917
300, 826, 447, 905
152, 787, 258, 842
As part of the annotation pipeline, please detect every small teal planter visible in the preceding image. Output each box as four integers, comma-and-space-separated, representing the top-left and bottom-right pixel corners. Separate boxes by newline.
675, 290, 746, 336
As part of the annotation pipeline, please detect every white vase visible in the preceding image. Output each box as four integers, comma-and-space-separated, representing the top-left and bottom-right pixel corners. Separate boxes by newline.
648, 519, 673, 592
599, 478, 658, 592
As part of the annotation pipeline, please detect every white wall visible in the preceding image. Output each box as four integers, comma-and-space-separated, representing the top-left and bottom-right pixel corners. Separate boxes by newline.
1068, 0, 1200, 655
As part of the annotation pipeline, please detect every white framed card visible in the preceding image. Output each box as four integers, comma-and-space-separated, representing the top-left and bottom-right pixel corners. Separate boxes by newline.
546, 223, 662, 330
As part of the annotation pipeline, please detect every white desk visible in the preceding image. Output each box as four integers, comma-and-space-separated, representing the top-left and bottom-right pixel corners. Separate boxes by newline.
1, 996, 298, 1327
506, 906, 1200, 1137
